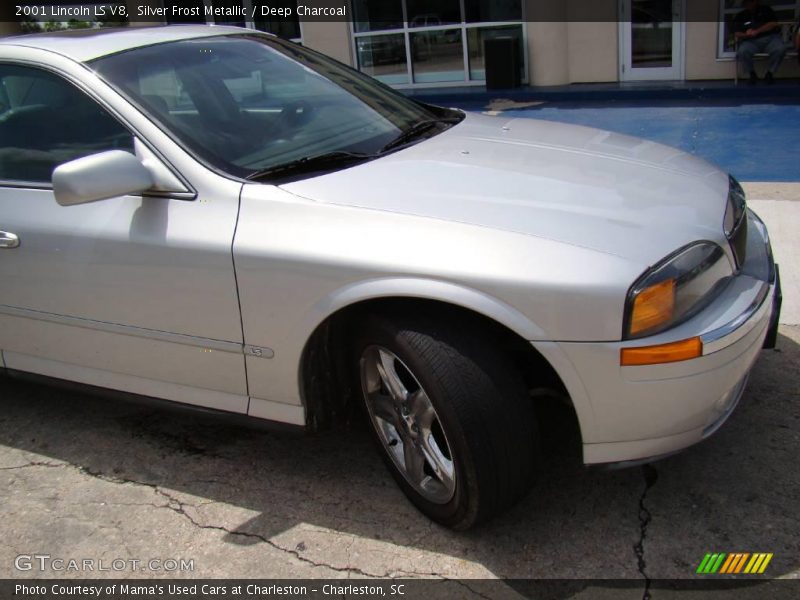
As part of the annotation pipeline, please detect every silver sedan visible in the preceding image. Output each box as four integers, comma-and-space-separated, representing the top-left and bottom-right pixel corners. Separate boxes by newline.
0, 26, 781, 529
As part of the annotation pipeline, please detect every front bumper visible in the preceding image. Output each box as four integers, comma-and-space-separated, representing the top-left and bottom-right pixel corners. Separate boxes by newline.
550, 209, 780, 466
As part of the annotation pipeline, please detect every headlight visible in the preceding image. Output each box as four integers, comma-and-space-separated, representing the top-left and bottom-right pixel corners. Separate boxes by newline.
724, 175, 746, 238
623, 242, 733, 339
725, 175, 748, 268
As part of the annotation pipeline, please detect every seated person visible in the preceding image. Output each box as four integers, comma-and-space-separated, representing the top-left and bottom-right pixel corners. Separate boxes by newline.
735, 0, 786, 84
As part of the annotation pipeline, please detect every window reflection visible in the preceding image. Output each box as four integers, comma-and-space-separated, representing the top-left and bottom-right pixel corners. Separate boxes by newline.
407, 0, 460, 27
411, 29, 464, 83
356, 34, 410, 85
352, 0, 525, 85
211, 0, 246, 27
352, 0, 404, 33
464, 0, 522, 23
631, 0, 673, 68
252, 1, 301, 40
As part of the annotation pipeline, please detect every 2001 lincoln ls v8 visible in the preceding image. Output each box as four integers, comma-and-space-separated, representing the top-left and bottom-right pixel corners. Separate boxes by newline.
0, 26, 781, 529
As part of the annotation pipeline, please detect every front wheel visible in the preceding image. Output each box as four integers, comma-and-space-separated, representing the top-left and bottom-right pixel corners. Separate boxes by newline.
354, 313, 539, 529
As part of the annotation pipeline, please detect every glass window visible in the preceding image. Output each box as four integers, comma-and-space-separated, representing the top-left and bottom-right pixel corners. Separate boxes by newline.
211, 0, 246, 27
222, 70, 265, 105
407, 0, 460, 27
467, 25, 524, 80
252, 1, 302, 40
352, 0, 404, 33
351, 0, 526, 86
464, 0, 522, 23
93, 35, 439, 178
411, 29, 464, 83
356, 34, 410, 84
631, 0, 674, 68
0, 65, 133, 183
138, 64, 197, 113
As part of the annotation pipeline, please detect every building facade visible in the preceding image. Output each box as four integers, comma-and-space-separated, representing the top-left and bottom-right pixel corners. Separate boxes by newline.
4, 1, 799, 86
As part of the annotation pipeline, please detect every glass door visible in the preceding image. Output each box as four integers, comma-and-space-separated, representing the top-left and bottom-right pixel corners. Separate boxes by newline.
620, 0, 685, 81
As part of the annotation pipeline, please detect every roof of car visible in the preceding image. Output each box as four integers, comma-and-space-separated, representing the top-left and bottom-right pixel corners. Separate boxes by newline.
0, 25, 260, 62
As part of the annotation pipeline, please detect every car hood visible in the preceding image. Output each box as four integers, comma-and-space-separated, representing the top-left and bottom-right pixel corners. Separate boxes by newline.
280, 112, 730, 267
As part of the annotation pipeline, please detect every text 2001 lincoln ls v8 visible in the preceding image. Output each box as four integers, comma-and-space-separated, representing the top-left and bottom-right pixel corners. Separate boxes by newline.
0, 26, 781, 529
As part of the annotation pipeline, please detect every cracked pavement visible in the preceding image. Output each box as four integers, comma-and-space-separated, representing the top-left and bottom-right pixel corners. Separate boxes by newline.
0, 325, 798, 590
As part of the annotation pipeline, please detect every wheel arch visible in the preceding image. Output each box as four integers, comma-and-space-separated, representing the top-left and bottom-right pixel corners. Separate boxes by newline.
297, 278, 585, 447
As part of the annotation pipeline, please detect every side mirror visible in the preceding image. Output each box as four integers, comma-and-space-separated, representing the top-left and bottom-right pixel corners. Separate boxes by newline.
52, 150, 155, 207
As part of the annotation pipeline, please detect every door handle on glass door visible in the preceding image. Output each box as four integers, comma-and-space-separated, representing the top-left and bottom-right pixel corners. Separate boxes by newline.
0, 231, 19, 248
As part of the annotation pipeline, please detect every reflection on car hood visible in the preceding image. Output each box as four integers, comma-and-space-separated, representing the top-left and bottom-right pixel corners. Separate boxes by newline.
279, 112, 730, 266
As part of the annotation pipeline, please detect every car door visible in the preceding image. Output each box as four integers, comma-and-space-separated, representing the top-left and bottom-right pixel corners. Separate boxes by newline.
0, 62, 248, 413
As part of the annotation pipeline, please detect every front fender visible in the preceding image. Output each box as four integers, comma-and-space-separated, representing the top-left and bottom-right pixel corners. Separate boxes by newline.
234, 185, 639, 427
296, 278, 596, 449
245, 276, 548, 415
306, 276, 547, 341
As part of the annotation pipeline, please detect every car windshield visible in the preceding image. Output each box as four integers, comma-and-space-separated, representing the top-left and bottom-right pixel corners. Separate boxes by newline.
92, 34, 456, 179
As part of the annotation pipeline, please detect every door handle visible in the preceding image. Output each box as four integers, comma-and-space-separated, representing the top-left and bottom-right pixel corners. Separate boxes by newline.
0, 231, 19, 249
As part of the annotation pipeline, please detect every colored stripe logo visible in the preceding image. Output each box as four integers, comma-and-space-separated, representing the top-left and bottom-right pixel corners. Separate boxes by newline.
696, 552, 773, 574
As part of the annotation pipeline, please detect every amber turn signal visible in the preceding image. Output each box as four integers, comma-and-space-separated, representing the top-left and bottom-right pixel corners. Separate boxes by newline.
628, 278, 676, 337
620, 337, 703, 366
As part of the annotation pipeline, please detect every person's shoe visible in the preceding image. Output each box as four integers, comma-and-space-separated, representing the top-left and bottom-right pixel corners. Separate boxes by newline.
764, 71, 775, 85
748, 71, 758, 85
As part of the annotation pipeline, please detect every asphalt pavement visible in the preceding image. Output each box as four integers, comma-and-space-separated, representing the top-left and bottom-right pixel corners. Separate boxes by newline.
0, 325, 797, 590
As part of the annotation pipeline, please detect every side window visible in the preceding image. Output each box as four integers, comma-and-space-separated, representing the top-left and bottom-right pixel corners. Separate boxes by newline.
0, 65, 133, 184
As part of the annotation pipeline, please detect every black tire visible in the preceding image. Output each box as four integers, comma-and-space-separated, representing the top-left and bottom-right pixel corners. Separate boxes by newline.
353, 311, 539, 529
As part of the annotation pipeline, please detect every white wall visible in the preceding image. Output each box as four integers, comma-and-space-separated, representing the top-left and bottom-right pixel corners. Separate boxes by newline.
523, 0, 619, 85
567, 22, 619, 83
525, 21, 569, 85
300, 19, 354, 66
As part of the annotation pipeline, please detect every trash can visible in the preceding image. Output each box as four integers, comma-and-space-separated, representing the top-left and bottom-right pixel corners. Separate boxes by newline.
484, 36, 521, 89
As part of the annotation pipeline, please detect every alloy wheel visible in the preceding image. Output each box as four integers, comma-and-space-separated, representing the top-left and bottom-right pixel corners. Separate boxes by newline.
360, 345, 456, 504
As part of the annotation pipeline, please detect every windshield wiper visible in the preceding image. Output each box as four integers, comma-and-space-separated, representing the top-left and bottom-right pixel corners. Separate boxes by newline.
379, 116, 462, 154
246, 150, 375, 182
246, 115, 462, 182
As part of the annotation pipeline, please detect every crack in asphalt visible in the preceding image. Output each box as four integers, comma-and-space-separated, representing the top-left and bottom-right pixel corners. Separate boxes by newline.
0, 461, 63, 471
633, 464, 659, 600
3, 459, 479, 584
150, 488, 384, 578
69, 465, 385, 577
450, 579, 494, 600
